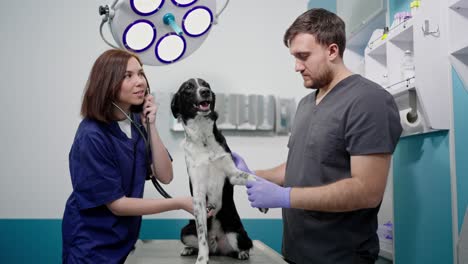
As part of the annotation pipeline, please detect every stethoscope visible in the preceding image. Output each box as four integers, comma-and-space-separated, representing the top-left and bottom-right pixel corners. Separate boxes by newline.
112, 93, 172, 199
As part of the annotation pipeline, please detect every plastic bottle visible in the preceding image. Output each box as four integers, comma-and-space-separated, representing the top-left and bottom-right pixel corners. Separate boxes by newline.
401, 50, 415, 80
377, 221, 393, 241
403, 11, 412, 22
381, 26, 389, 40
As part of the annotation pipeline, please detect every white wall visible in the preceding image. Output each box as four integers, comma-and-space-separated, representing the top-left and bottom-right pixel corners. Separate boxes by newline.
0, 0, 309, 219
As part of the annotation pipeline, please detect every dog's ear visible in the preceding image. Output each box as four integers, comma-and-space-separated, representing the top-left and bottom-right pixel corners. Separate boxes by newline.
170, 92, 180, 119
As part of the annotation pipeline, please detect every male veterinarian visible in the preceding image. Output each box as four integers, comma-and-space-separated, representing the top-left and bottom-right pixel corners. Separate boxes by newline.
233, 8, 402, 264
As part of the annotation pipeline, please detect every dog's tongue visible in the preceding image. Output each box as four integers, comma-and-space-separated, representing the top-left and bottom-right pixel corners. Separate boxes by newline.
199, 102, 210, 111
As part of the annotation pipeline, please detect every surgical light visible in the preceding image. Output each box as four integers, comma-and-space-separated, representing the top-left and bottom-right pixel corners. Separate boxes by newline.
99, 0, 228, 66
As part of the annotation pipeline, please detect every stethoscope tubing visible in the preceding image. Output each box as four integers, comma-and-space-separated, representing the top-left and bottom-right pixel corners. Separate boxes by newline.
112, 101, 172, 198
145, 117, 172, 198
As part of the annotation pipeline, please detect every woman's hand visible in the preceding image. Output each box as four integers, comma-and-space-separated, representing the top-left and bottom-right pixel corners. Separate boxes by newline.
141, 93, 157, 124
178, 197, 215, 217
178, 197, 194, 215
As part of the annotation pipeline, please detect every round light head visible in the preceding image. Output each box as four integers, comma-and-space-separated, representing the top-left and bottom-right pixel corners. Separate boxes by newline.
123, 20, 156, 52
182, 6, 213, 37
131, 0, 165, 16
155, 33, 186, 63
171, 0, 198, 7
108, 0, 216, 66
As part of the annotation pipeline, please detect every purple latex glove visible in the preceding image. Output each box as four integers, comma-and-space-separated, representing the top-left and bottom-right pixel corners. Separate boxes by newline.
246, 177, 291, 208
231, 152, 254, 174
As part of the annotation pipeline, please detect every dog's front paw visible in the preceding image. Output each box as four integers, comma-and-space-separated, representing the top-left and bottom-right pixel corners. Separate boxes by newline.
196, 255, 208, 264
208, 237, 218, 252
247, 174, 256, 181
258, 208, 269, 214
180, 247, 198, 256
238, 250, 250, 260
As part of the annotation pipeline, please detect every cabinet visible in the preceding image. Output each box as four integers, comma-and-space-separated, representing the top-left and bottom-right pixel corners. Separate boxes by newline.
365, 18, 427, 138
364, 0, 451, 137
363, 1, 455, 263
338, 0, 386, 49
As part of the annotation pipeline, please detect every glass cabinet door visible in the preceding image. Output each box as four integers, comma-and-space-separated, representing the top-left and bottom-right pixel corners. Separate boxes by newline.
337, 0, 385, 38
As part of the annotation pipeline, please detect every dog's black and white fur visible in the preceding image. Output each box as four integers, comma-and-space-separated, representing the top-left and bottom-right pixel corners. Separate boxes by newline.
171, 78, 265, 264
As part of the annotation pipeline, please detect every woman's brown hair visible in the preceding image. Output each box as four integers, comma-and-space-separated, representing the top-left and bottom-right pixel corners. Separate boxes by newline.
81, 49, 148, 123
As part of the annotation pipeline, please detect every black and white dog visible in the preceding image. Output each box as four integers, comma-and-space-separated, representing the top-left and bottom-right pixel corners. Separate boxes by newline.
171, 78, 266, 264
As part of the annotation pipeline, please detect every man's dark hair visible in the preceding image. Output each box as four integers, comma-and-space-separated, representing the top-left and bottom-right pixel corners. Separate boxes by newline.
283, 8, 346, 58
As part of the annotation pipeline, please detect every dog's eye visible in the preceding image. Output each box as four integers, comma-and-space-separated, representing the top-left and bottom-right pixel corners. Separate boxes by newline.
200, 81, 210, 89
187, 82, 196, 89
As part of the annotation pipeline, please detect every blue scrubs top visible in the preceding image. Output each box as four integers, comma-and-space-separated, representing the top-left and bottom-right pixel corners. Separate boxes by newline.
62, 116, 149, 264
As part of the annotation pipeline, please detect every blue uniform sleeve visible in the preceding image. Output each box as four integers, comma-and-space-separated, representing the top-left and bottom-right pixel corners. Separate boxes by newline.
71, 132, 125, 210
345, 89, 402, 155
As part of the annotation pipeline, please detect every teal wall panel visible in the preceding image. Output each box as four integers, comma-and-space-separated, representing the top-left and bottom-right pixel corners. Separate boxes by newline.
0, 219, 283, 263
307, 0, 337, 12
452, 67, 468, 231
0, 219, 62, 263
393, 131, 453, 264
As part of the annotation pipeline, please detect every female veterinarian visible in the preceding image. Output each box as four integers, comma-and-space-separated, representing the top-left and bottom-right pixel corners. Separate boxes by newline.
62, 49, 193, 264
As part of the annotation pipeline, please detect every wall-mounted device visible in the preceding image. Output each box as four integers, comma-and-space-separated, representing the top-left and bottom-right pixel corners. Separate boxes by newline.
170, 92, 296, 135
392, 84, 428, 137
216, 93, 238, 130
275, 98, 296, 135
237, 94, 257, 130
256, 95, 275, 131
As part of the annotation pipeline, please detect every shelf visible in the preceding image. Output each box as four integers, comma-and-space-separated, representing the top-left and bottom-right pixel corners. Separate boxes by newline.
386, 79, 416, 97
365, 18, 414, 56
453, 45, 468, 56
388, 18, 414, 45
450, 0, 468, 9
366, 40, 387, 57
449, 1, 468, 54
449, 0, 468, 91
450, 53, 468, 92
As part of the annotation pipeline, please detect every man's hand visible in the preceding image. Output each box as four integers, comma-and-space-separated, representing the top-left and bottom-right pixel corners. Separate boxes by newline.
246, 177, 291, 209
231, 152, 254, 174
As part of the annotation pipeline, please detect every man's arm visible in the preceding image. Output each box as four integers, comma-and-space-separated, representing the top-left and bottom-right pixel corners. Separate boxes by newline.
254, 163, 286, 186
290, 154, 391, 212
231, 152, 286, 186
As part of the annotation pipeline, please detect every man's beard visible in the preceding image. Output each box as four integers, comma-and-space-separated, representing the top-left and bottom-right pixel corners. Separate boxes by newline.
306, 66, 333, 90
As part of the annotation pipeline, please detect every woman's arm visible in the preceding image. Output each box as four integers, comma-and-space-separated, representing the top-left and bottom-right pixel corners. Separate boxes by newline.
141, 93, 173, 184
148, 126, 173, 184
107, 196, 193, 216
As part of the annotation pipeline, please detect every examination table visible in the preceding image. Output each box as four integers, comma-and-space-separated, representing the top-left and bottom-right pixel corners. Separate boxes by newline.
125, 239, 287, 263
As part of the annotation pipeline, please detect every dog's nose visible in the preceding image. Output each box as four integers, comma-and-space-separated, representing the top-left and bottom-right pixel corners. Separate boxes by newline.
200, 88, 210, 98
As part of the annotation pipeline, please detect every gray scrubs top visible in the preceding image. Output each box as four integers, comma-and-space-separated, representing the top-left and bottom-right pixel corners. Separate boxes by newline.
283, 74, 402, 264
